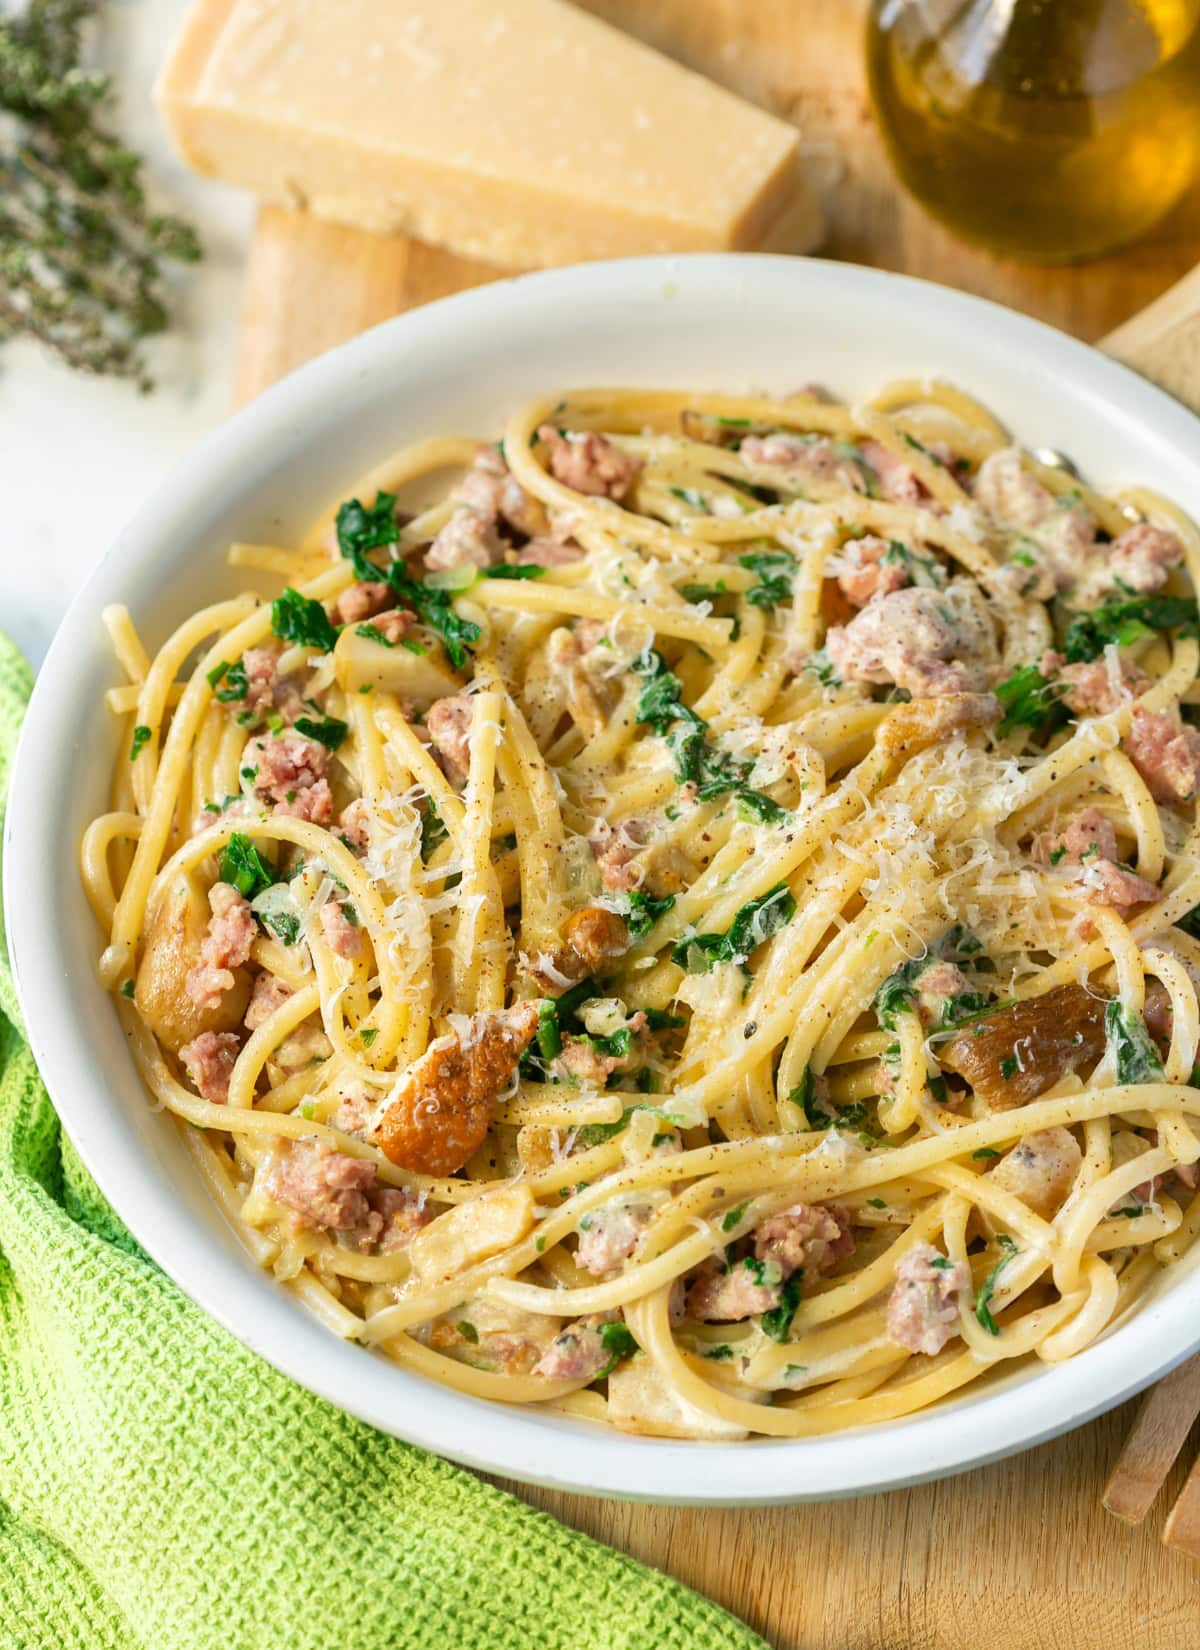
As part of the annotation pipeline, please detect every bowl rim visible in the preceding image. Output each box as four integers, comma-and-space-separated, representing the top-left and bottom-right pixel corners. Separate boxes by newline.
8, 251, 1200, 1505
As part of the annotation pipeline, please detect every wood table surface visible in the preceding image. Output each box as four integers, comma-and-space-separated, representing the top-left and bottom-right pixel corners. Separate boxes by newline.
232, 4, 1200, 1644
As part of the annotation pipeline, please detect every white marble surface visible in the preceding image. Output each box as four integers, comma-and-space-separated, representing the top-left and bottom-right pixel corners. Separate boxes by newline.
1, 0, 254, 666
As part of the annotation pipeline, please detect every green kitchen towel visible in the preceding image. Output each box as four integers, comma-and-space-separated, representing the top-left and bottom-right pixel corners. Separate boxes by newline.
0, 633, 768, 1650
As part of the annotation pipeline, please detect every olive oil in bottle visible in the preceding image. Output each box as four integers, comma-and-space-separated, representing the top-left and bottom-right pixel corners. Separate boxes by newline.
867, 0, 1200, 262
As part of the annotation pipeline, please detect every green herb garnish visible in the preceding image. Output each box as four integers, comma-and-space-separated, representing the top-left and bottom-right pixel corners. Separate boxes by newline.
617, 889, 675, 939
218, 833, 277, 900
596, 1320, 638, 1378
271, 587, 338, 653
760, 1273, 803, 1343
671, 883, 795, 973
975, 1235, 1018, 1336
738, 550, 795, 609
994, 662, 1067, 739
129, 724, 151, 762
335, 491, 400, 580
293, 715, 348, 751
1062, 592, 1199, 663
1105, 999, 1164, 1086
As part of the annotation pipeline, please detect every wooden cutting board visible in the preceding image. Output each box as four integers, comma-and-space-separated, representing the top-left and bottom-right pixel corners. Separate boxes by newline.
232, 4, 1200, 1644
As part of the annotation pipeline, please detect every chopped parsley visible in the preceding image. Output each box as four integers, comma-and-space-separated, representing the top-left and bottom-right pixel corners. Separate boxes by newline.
788, 1066, 869, 1132
358, 1027, 379, 1048
761, 1273, 803, 1342
880, 538, 945, 588
721, 1202, 748, 1233
206, 657, 251, 702
680, 582, 728, 605
615, 889, 675, 939
420, 800, 447, 862
671, 883, 795, 973
335, 490, 400, 579
804, 648, 840, 688
702, 1344, 735, 1360
1104, 999, 1164, 1086
633, 650, 787, 822
336, 490, 481, 668
456, 1321, 479, 1345
1062, 592, 1199, 663
119, 979, 135, 1000
596, 1320, 638, 1377
999, 1055, 1018, 1081
972, 1147, 1000, 1161
129, 724, 151, 762
218, 833, 277, 900
738, 549, 796, 609
262, 910, 300, 946
385, 562, 481, 671
975, 1234, 1018, 1336
670, 485, 710, 513
994, 662, 1067, 739
270, 587, 339, 653
483, 564, 546, 580
294, 714, 348, 751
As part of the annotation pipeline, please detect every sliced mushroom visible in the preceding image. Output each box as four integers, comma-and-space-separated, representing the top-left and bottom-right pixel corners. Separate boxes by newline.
938, 982, 1107, 1109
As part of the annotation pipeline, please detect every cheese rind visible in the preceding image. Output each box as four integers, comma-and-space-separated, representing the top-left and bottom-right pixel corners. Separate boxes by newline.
156, 0, 822, 267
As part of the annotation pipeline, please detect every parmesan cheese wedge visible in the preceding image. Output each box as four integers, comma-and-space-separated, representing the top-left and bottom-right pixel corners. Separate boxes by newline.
156, 0, 823, 266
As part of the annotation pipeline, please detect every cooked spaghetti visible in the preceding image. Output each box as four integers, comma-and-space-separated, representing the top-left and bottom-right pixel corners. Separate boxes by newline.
84, 381, 1200, 1440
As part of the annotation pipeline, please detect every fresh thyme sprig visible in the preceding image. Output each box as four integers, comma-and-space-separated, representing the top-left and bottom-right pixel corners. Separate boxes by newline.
0, 0, 200, 388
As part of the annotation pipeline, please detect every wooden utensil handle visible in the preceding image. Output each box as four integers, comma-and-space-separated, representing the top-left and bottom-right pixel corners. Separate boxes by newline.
1102, 264, 1200, 414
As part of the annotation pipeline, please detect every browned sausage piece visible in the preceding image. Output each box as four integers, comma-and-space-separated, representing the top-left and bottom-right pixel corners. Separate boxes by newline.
937, 982, 1108, 1109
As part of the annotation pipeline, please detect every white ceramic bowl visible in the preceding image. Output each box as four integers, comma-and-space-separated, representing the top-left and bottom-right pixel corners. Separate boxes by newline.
9, 255, 1200, 1505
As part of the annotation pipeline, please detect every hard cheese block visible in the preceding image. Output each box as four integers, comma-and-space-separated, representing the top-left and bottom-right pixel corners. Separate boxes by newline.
157, 0, 822, 267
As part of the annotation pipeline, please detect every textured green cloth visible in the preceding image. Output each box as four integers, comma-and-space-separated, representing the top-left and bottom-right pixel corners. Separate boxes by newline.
0, 634, 767, 1650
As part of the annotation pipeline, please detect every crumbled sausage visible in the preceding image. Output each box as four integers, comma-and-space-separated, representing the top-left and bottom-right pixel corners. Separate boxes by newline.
250, 730, 334, 823
243, 970, 294, 1031
538, 426, 642, 502
688, 1258, 781, 1322
426, 694, 474, 785
179, 1029, 240, 1103
860, 437, 950, 505
740, 433, 870, 493
533, 1313, 621, 1382
824, 585, 993, 698
1125, 706, 1200, 803
1077, 522, 1184, 606
263, 1139, 376, 1232
1054, 653, 1150, 717
332, 580, 394, 626
754, 1202, 854, 1277
886, 1242, 970, 1355
576, 1197, 653, 1276
319, 900, 363, 960
185, 882, 255, 1010
835, 534, 912, 607
1031, 806, 1159, 908
515, 537, 585, 568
